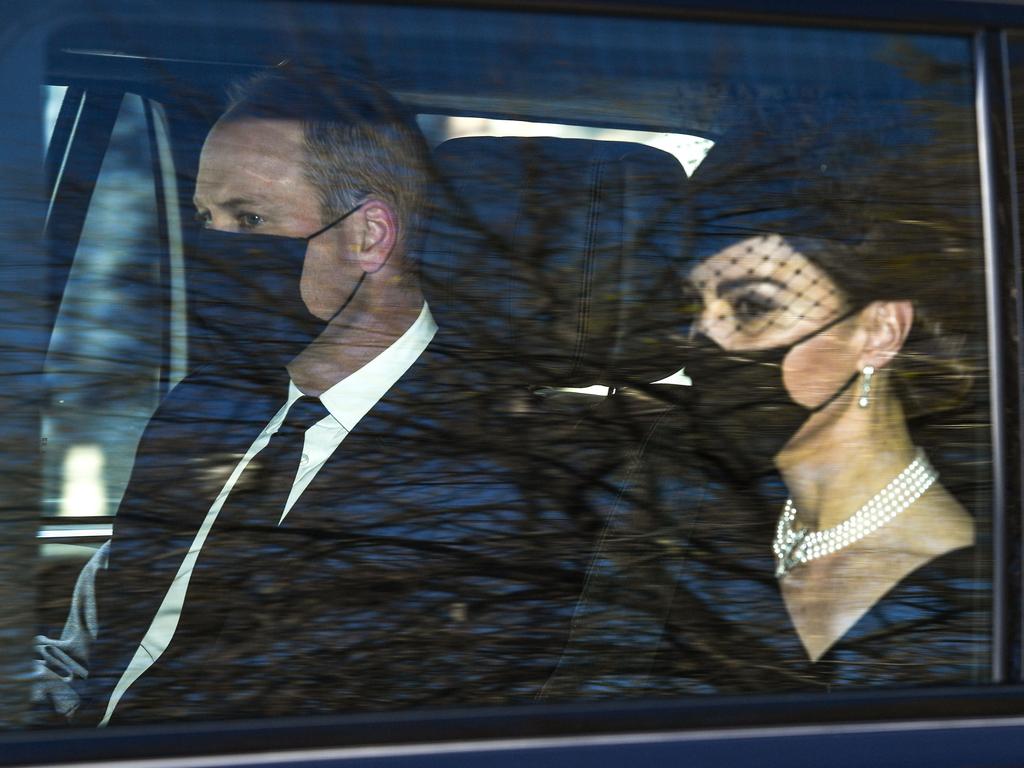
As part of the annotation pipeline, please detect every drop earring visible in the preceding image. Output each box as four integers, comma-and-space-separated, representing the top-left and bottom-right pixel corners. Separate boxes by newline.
858, 365, 875, 408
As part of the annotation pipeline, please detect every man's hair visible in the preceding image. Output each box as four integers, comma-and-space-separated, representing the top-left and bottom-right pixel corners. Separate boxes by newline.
223, 66, 430, 255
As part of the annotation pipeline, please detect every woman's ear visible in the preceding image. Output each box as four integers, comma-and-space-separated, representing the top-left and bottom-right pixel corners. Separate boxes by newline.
355, 198, 398, 273
859, 300, 914, 371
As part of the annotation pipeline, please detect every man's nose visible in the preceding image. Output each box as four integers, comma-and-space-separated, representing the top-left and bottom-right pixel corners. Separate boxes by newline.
206, 213, 240, 233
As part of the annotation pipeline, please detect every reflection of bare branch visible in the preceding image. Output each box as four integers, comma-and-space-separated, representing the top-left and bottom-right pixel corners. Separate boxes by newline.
30, 25, 994, 725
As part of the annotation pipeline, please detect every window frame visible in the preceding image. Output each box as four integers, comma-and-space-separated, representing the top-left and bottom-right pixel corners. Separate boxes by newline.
39, 87, 179, 537
5, 0, 1024, 765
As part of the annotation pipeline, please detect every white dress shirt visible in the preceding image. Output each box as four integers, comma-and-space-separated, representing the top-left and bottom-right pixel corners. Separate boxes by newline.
99, 304, 437, 726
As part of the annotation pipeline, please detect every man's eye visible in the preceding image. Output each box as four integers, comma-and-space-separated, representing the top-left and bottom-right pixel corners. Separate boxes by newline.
194, 210, 211, 228
238, 213, 264, 230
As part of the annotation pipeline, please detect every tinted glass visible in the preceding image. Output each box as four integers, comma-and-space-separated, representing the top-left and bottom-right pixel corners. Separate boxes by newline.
13, 0, 993, 730
44, 93, 162, 521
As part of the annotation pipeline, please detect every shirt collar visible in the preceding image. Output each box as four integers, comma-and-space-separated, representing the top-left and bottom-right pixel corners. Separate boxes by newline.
287, 303, 436, 430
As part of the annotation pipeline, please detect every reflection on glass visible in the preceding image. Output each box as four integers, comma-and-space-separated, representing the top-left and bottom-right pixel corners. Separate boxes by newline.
58, 444, 106, 517
27, 1, 992, 731
42, 85, 67, 156
425, 115, 715, 177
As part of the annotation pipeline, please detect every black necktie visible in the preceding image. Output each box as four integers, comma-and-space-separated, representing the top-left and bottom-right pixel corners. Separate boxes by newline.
222, 395, 332, 525
159, 395, 331, 670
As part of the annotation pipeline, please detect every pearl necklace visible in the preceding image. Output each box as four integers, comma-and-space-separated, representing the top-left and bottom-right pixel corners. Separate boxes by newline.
772, 449, 938, 579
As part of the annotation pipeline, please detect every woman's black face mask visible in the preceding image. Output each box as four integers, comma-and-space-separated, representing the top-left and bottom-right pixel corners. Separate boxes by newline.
189, 204, 364, 374
679, 307, 861, 480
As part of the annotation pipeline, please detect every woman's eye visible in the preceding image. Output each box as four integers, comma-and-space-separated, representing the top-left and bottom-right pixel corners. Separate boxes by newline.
732, 293, 777, 321
238, 213, 264, 230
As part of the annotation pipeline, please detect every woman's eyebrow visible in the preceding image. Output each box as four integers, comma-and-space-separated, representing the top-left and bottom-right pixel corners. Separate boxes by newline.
716, 276, 789, 297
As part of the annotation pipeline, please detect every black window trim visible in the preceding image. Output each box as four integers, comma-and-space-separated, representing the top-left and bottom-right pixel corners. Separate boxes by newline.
9, 686, 1024, 767
976, 28, 1024, 686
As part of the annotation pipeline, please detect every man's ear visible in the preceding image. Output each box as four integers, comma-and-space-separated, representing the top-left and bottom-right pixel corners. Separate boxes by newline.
858, 300, 914, 371
355, 199, 398, 274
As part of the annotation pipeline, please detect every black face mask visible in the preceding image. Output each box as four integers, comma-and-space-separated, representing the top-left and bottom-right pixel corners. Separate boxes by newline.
189, 204, 364, 374
679, 308, 861, 479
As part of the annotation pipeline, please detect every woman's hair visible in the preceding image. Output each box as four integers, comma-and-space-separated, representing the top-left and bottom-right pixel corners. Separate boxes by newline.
787, 221, 980, 419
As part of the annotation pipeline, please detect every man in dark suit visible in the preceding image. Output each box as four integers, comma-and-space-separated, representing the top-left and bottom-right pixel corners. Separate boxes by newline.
58, 69, 582, 725
41, 71, 690, 720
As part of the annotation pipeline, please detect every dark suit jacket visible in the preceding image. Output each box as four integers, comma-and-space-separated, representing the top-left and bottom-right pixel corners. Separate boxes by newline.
80, 336, 599, 724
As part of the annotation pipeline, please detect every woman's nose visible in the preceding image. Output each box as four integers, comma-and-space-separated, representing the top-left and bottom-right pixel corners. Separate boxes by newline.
701, 297, 729, 327
693, 298, 734, 344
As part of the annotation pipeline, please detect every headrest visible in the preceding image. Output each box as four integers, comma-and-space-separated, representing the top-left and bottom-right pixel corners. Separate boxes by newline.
420, 137, 689, 387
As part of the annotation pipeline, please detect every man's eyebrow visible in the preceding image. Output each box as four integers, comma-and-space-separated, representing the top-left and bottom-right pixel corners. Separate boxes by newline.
216, 196, 272, 210
192, 195, 274, 210
716, 276, 789, 296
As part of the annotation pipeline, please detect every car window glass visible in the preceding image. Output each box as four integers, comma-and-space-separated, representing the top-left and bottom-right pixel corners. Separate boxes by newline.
44, 93, 162, 520
37, 93, 165, 661
21, 1, 994, 731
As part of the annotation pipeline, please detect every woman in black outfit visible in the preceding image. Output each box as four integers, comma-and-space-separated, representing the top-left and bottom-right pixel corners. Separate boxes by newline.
543, 220, 990, 697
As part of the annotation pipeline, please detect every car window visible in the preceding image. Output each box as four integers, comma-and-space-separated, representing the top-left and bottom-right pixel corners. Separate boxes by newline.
44, 93, 162, 520
37, 91, 175, 670
20, 0, 994, 733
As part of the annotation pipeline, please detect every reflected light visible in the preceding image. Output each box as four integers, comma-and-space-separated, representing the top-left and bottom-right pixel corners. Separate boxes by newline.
43, 85, 68, 156
652, 368, 692, 386
432, 115, 714, 177
59, 444, 107, 517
